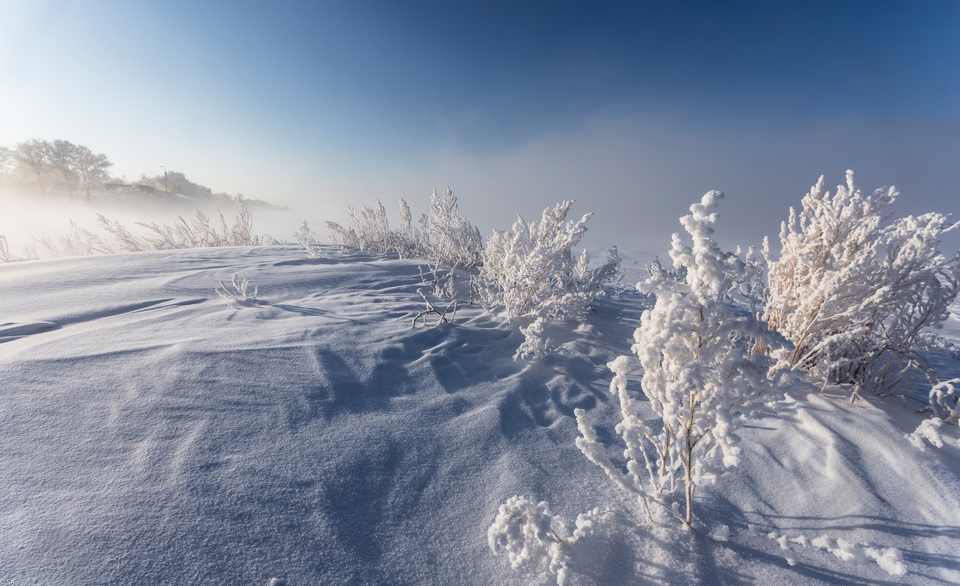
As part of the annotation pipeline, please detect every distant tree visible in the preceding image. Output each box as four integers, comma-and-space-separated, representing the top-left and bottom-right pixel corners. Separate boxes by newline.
75, 146, 113, 201
14, 139, 52, 191
49, 140, 79, 182
0, 146, 12, 183
49, 139, 81, 199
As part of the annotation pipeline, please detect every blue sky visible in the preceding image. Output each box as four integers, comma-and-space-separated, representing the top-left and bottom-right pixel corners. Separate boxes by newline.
2, 0, 959, 254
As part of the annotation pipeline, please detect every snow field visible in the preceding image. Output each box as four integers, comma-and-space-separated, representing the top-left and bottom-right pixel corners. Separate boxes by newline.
1, 244, 959, 585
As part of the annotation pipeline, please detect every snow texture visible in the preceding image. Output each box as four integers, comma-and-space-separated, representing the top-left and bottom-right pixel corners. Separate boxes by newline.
1, 244, 960, 585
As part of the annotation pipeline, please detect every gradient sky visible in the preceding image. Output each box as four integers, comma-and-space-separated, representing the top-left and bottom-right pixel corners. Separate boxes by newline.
2, 0, 959, 256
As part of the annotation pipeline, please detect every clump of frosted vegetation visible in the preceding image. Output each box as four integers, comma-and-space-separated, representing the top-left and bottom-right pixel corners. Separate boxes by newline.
491, 190, 910, 584
487, 495, 605, 586
14, 197, 276, 260
763, 171, 960, 401
294, 220, 323, 258
478, 201, 621, 320
725, 524, 906, 576
420, 188, 483, 268
122, 197, 274, 250
216, 274, 258, 302
477, 200, 621, 360
514, 317, 549, 360
927, 378, 960, 424
326, 188, 482, 268
907, 378, 960, 450
323, 193, 622, 359
0, 234, 15, 262
576, 191, 799, 527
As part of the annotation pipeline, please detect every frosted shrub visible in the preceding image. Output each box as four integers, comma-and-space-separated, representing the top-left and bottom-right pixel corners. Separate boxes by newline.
327, 200, 392, 253
645, 256, 686, 282
0, 234, 13, 262
908, 377, 960, 450
136, 197, 273, 250
764, 171, 960, 400
905, 418, 946, 450
420, 188, 482, 268
216, 274, 258, 301
93, 197, 274, 255
488, 495, 605, 586
928, 378, 960, 424
295, 220, 323, 258
479, 201, 617, 320
97, 215, 148, 252
514, 317, 549, 361
38, 221, 115, 257
326, 198, 419, 259
395, 197, 422, 259
576, 192, 797, 527
326, 190, 481, 268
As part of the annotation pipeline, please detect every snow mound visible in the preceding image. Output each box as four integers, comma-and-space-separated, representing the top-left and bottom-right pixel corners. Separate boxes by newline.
1, 245, 959, 585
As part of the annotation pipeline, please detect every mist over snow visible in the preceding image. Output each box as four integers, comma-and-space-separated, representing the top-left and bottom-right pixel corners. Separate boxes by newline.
2, 245, 960, 585
4, 1, 960, 584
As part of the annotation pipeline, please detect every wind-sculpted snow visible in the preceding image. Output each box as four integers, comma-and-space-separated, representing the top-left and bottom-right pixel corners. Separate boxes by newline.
1, 245, 959, 585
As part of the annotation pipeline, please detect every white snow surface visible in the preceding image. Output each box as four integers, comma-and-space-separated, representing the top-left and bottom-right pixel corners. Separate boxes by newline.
1, 245, 960, 585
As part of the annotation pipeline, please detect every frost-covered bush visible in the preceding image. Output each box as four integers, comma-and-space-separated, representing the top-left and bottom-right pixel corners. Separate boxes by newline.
514, 317, 549, 361
216, 274, 258, 301
908, 378, 960, 450
479, 201, 618, 320
487, 495, 605, 586
294, 220, 323, 258
94, 197, 275, 254
20, 197, 274, 260
905, 418, 947, 450
326, 200, 392, 253
645, 255, 686, 282
135, 197, 272, 250
928, 378, 960, 424
326, 189, 481, 268
764, 171, 960, 400
576, 191, 798, 527
38, 220, 115, 257
420, 188, 483, 268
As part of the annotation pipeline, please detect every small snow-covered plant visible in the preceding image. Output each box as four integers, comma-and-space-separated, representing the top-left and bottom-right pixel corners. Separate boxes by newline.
122, 197, 272, 250
216, 274, 258, 301
577, 191, 798, 528
514, 317, 549, 361
646, 255, 686, 282
294, 220, 323, 258
928, 378, 960, 424
412, 290, 457, 327
326, 197, 436, 261
38, 220, 115, 257
575, 246, 624, 306
726, 524, 907, 577
97, 214, 149, 252
488, 495, 605, 585
0, 234, 12, 262
395, 197, 422, 259
326, 197, 428, 259
905, 418, 947, 450
909, 377, 960, 449
420, 188, 483, 268
479, 201, 601, 320
764, 171, 960, 400
324, 215, 362, 249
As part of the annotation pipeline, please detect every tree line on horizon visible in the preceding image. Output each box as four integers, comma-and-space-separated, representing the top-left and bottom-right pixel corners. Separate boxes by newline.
0, 139, 265, 209
0, 139, 113, 200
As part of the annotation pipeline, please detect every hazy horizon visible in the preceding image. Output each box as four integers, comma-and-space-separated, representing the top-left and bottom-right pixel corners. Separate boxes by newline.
3, 1, 959, 256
